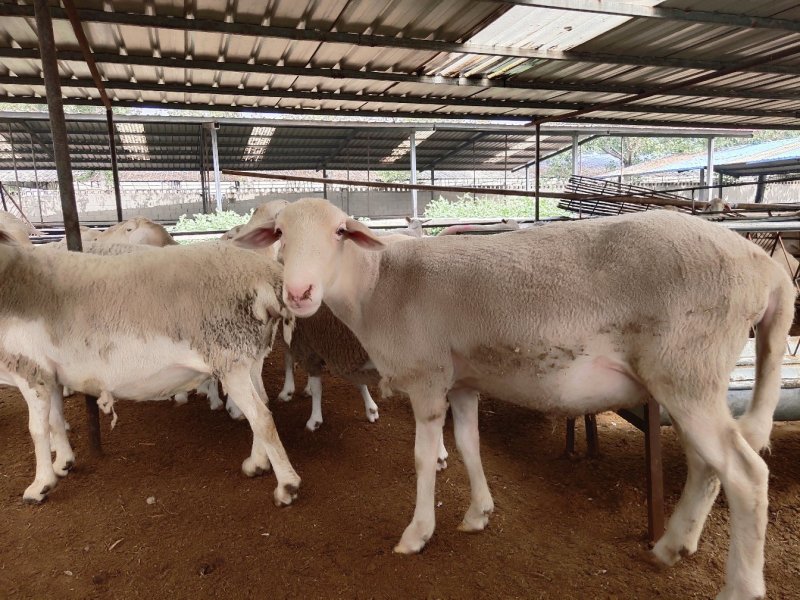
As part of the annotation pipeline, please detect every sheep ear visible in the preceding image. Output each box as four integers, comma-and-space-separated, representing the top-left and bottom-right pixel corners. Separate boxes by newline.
232, 221, 281, 249
343, 218, 385, 250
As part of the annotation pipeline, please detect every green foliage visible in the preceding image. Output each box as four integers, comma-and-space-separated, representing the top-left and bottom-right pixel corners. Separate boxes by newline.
170, 209, 253, 233
424, 194, 568, 220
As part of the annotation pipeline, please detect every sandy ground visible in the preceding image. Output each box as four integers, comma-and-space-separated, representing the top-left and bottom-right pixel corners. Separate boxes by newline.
1, 345, 799, 599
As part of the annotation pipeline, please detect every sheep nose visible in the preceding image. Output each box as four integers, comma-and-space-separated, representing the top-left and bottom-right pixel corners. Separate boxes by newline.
286, 284, 313, 303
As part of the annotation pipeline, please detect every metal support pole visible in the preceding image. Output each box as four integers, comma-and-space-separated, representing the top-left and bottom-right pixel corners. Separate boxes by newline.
0, 183, 7, 211
431, 168, 435, 200
504, 133, 508, 189
106, 108, 123, 222
199, 127, 209, 214
525, 166, 529, 191
572, 134, 580, 176
210, 124, 222, 212
644, 396, 665, 543
7, 124, 20, 200
619, 136, 624, 183
706, 137, 716, 201
322, 167, 328, 200
29, 131, 43, 223
755, 174, 766, 203
34, 0, 81, 251
409, 130, 418, 218
534, 123, 541, 221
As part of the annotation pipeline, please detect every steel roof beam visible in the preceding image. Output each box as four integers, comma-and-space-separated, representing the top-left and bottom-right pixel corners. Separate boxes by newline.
2, 5, 800, 76
1, 97, 795, 130
3, 75, 799, 120
2, 46, 800, 96
501, 1, 800, 34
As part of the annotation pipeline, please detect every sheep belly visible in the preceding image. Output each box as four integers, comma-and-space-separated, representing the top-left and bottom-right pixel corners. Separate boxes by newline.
455, 340, 649, 417
3, 318, 210, 401
56, 336, 212, 401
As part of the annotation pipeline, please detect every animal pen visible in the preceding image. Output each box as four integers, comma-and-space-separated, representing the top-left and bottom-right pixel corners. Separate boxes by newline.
2, 1, 800, 598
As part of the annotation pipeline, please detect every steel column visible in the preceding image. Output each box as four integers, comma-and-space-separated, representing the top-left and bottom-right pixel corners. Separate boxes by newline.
209, 125, 222, 212
106, 109, 123, 221
534, 123, 541, 221
33, 0, 81, 251
0, 184, 6, 211
755, 175, 767, 203
29, 131, 43, 223
410, 131, 418, 218
322, 168, 328, 200
199, 126, 209, 214
706, 137, 716, 201
572, 135, 580, 176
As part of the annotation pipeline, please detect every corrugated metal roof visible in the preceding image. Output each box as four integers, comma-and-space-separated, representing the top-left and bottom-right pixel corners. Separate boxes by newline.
0, 112, 749, 172
603, 137, 800, 177
0, 1, 799, 128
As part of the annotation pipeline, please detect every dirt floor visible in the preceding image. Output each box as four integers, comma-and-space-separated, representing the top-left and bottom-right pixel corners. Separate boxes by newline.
1, 345, 799, 599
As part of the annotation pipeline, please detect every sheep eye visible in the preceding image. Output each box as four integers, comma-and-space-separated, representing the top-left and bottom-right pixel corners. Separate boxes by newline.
274, 228, 282, 239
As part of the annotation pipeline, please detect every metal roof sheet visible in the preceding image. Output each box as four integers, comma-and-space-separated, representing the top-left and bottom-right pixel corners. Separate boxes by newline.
604, 137, 800, 177
0, 2, 799, 128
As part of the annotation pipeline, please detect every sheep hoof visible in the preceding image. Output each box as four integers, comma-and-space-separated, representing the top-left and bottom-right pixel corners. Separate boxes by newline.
436, 458, 448, 471
305, 419, 322, 432
277, 391, 293, 402
367, 408, 379, 423
54, 459, 75, 477
242, 457, 271, 478
274, 482, 300, 507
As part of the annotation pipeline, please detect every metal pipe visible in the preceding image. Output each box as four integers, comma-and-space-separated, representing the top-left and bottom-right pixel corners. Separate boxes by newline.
29, 131, 43, 224
322, 167, 328, 200
755, 175, 766, 203
0, 183, 6, 211
210, 124, 222, 212
572, 135, 580, 176
33, 0, 81, 252
706, 137, 715, 201
534, 124, 541, 221
409, 130, 418, 218
7, 123, 20, 204
199, 126, 209, 214
106, 109, 123, 221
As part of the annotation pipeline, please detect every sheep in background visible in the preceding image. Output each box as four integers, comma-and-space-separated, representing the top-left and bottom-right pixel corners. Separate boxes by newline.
0, 211, 37, 246
0, 237, 300, 506
436, 218, 519, 236
54, 217, 177, 247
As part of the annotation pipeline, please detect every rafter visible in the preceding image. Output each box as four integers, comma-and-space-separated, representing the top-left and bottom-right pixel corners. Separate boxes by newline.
1, 97, 796, 130
3, 75, 799, 121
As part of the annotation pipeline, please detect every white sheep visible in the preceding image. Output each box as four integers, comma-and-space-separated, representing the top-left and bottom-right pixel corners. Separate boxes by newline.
0, 237, 300, 507
0, 211, 37, 246
235, 198, 795, 600
436, 218, 519, 236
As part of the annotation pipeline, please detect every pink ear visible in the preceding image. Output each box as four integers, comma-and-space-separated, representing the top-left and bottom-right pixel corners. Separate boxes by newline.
343, 218, 385, 250
232, 224, 281, 249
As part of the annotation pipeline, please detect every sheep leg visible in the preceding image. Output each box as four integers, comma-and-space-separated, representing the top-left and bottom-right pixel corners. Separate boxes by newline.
450, 389, 493, 532
223, 367, 300, 507
17, 380, 59, 503
393, 392, 447, 554
200, 378, 224, 411
359, 384, 379, 423
277, 351, 296, 402
437, 430, 448, 471
242, 357, 272, 475
659, 399, 768, 600
652, 423, 720, 565
305, 376, 323, 431
173, 392, 189, 405
48, 386, 75, 477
